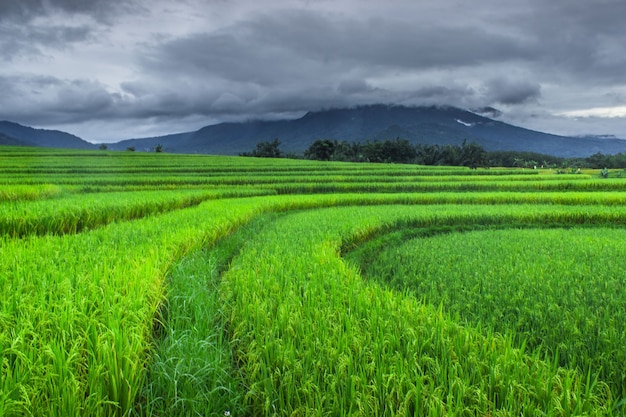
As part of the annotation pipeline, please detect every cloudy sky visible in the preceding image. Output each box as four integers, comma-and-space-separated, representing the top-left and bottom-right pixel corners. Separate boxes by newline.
2, 0, 626, 143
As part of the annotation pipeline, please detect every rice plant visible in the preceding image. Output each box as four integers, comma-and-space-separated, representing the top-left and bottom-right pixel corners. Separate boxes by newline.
2, 146, 626, 416
221, 205, 617, 415
356, 227, 626, 399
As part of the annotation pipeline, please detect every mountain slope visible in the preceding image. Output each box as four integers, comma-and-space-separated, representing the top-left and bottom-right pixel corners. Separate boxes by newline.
0, 121, 95, 150
0, 132, 31, 146
110, 131, 194, 152
110, 105, 626, 157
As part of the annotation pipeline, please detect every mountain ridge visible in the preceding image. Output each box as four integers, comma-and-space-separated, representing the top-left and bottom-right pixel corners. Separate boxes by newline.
0, 121, 95, 150
109, 104, 626, 157
3, 105, 626, 157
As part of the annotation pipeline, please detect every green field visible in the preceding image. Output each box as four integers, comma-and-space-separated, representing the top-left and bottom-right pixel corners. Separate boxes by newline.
1, 145, 625, 416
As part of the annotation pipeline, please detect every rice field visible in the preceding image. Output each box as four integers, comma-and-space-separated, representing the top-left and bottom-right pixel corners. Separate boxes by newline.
1, 145, 626, 416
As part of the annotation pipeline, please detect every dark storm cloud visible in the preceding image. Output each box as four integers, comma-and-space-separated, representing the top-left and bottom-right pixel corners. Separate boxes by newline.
0, 0, 140, 62
521, 0, 626, 81
3, 0, 626, 141
0, 74, 123, 125
133, 0, 623, 119
401, 85, 481, 109
143, 8, 533, 86
243, 10, 533, 70
337, 79, 377, 95
527, 0, 626, 36
0, 0, 145, 61
0, 0, 143, 24
0, 23, 92, 59
0, 1, 49, 21
132, 6, 539, 119
484, 78, 541, 105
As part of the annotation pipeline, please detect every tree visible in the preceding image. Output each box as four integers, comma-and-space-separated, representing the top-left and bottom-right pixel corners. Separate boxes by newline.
439, 144, 462, 166
245, 138, 283, 158
99, 144, 108, 150
416, 144, 443, 165
304, 139, 336, 161
459, 140, 487, 169
361, 138, 417, 163
155, 144, 164, 153
587, 152, 612, 169
380, 138, 417, 164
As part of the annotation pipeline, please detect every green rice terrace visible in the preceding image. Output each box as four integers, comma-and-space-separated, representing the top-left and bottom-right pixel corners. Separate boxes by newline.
2, 145, 626, 416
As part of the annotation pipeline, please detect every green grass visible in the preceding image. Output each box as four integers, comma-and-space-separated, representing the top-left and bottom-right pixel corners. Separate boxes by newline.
221, 206, 616, 415
0, 184, 63, 201
2, 145, 626, 416
0, 196, 274, 416
137, 214, 280, 416
352, 226, 626, 399
0, 188, 274, 237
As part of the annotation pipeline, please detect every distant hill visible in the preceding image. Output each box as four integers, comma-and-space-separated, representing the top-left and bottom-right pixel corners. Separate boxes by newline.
0, 121, 95, 150
0, 132, 30, 146
108, 105, 626, 158
109, 131, 194, 152
4, 105, 626, 157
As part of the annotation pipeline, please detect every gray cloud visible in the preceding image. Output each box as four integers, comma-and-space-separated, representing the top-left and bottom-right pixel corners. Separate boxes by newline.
0, 0, 143, 61
405, 85, 478, 105
130, 7, 537, 120
520, 0, 626, 82
0, 0, 143, 24
2, 0, 626, 141
246, 10, 534, 70
0, 75, 122, 125
484, 78, 541, 105
142, 7, 534, 87
0, 24, 92, 59
337, 79, 377, 95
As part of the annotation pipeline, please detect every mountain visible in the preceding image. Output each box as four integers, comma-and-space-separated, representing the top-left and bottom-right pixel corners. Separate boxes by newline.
4, 106, 626, 157
108, 105, 626, 158
0, 132, 29, 146
109, 131, 194, 152
0, 121, 95, 149
471, 106, 503, 119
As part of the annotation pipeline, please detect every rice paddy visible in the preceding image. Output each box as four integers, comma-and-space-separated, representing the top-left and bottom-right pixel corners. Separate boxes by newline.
1, 145, 625, 416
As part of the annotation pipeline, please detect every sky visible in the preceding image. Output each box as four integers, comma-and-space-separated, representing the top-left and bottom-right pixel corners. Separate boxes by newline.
1, 0, 626, 143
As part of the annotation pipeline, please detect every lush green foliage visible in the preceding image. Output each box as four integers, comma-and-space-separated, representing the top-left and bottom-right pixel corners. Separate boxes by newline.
240, 138, 284, 158
352, 227, 626, 397
222, 206, 619, 416
1, 145, 626, 416
301, 138, 488, 167
246, 137, 626, 169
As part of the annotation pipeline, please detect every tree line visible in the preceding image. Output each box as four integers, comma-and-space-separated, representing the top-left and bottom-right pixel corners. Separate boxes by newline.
244, 138, 488, 168
242, 138, 626, 169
